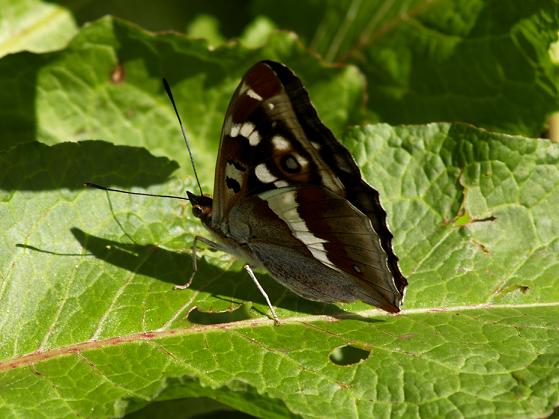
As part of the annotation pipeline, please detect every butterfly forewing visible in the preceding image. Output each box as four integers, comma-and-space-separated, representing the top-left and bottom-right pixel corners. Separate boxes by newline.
212, 62, 344, 224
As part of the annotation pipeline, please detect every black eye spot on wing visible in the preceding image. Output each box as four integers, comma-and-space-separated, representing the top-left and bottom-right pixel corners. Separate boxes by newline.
281, 154, 300, 173
226, 177, 241, 193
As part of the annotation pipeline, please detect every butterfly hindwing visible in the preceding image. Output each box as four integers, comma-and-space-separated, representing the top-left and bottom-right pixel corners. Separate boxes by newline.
258, 186, 402, 312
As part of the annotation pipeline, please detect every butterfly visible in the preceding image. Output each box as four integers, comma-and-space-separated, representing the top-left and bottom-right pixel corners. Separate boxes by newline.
175, 60, 407, 321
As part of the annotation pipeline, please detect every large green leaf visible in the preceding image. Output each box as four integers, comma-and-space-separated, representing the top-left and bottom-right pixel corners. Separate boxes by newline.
252, 0, 559, 137
1, 14, 559, 419
2, 121, 559, 417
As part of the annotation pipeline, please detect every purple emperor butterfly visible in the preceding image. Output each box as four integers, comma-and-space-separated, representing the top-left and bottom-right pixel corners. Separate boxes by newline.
182, 61, 407, 318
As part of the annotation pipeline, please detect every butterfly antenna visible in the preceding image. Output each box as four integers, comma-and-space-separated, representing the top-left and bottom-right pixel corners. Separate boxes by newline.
84, 182, 189, 201
162, 78, 204, 197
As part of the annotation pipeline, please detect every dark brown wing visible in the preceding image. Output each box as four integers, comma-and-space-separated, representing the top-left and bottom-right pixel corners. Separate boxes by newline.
212, 60, 407, 305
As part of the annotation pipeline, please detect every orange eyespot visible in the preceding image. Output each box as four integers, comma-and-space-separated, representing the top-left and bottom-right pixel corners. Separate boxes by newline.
272, 151, 310, 183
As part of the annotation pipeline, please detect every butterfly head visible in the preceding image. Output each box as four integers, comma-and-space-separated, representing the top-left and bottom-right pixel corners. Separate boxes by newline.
187, 191, 213, 224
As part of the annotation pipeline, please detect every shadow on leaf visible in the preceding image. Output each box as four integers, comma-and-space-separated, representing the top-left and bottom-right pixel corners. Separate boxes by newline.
0, 140, 178, 191
0, 52, 41, 151
70, 227, 349, 318
187, 305, 253, 324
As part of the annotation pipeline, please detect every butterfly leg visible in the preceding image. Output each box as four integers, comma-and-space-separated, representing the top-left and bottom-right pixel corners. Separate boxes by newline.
243, 265, 280, 325
174, 235, 221, 290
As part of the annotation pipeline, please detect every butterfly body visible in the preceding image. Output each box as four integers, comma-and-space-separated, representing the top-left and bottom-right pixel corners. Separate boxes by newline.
188, 61, 407, 314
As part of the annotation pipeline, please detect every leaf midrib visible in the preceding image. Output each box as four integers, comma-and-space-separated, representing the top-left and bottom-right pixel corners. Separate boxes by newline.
1, 301, 558, 372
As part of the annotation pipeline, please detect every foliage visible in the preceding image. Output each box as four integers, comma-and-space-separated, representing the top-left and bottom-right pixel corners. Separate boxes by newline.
1, 1, 558, 418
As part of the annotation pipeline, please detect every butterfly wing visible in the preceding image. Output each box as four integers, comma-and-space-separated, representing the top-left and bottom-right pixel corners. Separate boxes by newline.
211, 60, 407, 312
242, 186, 403, 312
212, 61, 344, 223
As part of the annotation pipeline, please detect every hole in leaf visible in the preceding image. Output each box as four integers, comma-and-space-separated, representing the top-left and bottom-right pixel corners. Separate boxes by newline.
329, 344, 370, 366
497, 284, 530, 297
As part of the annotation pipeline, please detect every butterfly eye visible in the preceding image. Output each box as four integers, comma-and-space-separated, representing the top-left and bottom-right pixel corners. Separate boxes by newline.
192, 205, 204, 218
281, 155, 301, 173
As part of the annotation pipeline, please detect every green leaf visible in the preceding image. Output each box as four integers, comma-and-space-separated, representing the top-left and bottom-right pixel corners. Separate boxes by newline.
2, 121, 559, 416
0, 0, 77, 57
1, 14, 559, 419
359, 1, 559, 137
252, 0, 559, 137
